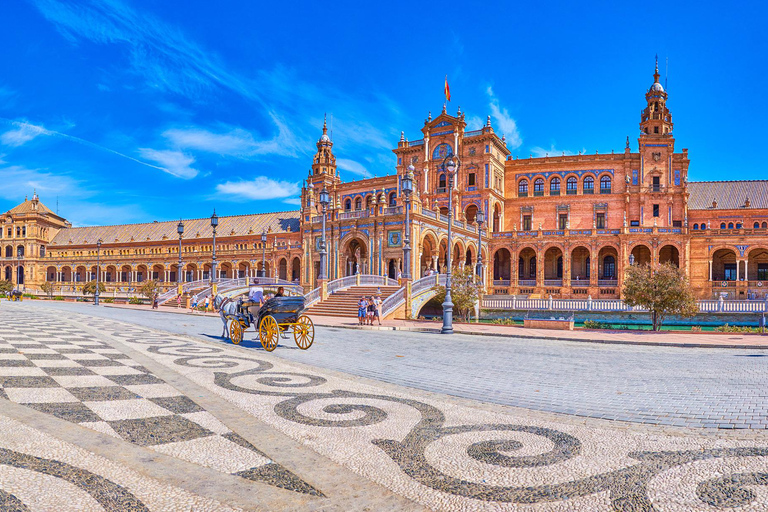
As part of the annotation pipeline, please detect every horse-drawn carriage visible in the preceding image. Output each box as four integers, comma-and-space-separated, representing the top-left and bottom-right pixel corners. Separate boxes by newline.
9, 290, 23, 302
226, 296, 314, 351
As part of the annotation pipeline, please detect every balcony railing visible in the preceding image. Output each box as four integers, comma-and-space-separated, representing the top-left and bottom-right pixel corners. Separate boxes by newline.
571, 279, 590, 287
598, 279, 618, 287
382, 206, 403, 215
338, 211, 369, 220
518, 279, 536, 286
543, 279, 563, 286
493, 279, 511, 286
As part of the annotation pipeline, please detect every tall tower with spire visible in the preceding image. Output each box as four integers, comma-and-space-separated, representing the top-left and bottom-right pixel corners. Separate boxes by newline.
639, 56, 674, 138
311, 114, 337, 181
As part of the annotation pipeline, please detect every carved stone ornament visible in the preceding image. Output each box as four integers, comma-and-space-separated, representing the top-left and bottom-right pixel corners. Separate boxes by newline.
652, 152, 662, 162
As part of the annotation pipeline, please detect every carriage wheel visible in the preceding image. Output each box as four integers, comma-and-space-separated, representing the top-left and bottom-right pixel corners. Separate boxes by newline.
259, 315, 279, 352
293, 315, 314, 350
229, 321, 244, 345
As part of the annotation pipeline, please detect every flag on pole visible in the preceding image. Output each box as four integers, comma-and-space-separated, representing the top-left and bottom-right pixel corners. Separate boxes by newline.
444, 75, 451, 102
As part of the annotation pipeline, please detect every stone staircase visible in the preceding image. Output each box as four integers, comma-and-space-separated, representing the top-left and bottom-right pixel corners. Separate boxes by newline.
306, 285, 402, 318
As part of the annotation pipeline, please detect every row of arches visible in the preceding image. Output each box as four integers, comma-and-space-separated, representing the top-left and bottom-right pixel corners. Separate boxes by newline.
343, 192, 397, 211
2, 245, 25, 258
46, 258, 303, 284
693, 222, 768, 230
492, 244, 680, 283
3, 265, 23, 284
518, 174, 612, 197
710, 248, 768, 281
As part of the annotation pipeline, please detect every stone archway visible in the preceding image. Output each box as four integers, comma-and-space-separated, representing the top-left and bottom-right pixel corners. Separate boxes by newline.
630, 245, 652, 266
420, 233, 438, 275
570, 246, 590, 285
291, 257, 301, 282
544, 247, 563, 282
344, 238, 368, 276
659, 245, 680, 267
493, 248, 511, 282
712, 248, 737, 281
278, 258, 288, 281
598, 246, 619, 280
518, 247, 537, 284
747, 248, 768, 282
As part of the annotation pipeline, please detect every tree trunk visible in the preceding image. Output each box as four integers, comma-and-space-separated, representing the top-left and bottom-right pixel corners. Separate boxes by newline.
652, 311, 658, 331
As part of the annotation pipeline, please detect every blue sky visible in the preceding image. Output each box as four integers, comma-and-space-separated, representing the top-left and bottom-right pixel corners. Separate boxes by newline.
1, 0, 766, 226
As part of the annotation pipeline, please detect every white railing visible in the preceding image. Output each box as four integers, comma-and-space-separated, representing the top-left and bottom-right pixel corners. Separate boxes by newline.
338, 211, 369, 220
482, 296, 768, 313
380, 287, 406, 318
411, 274, 446, 295
359, 275, 399, 287
327, 275, 358, 294
305, 287, 321, 306
543, 279, 563, 286
382, 206, 403, 215
156, 279, 213, 304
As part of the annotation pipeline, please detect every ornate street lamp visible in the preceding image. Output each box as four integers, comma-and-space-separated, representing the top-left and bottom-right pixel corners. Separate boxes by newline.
319, 187, 330, 280
210, 210, 218, 285
476, 207, 486, 286
95, 238, 102, 306
177, 220, 184, 291
402, 166, 414, 279
259, 231, 267, 277
441, 154, 460, 334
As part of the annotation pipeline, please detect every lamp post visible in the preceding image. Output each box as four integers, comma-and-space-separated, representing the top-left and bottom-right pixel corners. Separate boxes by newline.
95, 238, 102, 306
177, 220, 184, 294
210, 210, 218, 287
16, 251, 22, 292
402, 166, 414, 279
476, 207, 485, 286
319, 187, 330, 280
259, 231, 267, 278
441, 154, 460, 334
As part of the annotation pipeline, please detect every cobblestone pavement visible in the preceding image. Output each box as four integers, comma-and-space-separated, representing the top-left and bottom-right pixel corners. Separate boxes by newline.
2, 302, 768, 511
25, 300, 768, 430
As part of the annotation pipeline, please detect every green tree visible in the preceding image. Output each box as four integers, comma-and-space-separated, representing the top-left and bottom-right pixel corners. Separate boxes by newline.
622, 262, 698, 331
0, 280, 12, 296
82, 280, 106, 296
40, 281, 55, 298
431, 265, 481, 322
139, 280, 160, 300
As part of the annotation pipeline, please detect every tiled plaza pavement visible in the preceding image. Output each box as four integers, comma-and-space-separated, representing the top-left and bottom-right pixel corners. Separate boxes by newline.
2, 302, 768, 511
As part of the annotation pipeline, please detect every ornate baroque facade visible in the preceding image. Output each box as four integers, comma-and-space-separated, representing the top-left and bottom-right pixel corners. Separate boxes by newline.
3, 62, 767, 302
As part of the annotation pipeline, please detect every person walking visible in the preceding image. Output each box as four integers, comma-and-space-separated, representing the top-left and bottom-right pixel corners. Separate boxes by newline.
190, 294, 198, 313
176, 294, 181, 308
357, 296, 367, 326
204, 295, 210, 312
152, 294, 159, 309
373, 295, 382, 326
367, 297, 376, 326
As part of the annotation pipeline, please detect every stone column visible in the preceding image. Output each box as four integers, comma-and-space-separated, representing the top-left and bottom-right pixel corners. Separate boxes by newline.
709, 259, 712, 282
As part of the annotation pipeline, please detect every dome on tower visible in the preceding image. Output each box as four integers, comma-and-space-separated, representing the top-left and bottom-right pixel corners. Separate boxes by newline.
650, 81, 664, 92
320, 133, 330, 142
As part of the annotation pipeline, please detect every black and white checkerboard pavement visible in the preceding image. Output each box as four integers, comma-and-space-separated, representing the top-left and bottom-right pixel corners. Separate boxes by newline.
0, 314, 319, 495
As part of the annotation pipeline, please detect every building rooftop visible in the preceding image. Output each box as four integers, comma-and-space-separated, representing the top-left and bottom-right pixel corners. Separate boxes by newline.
688, 180, 768, 210
50, 211, 301, 246
4, 197, 62, 219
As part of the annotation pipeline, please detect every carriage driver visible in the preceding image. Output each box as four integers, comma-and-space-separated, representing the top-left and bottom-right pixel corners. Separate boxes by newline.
242, 279, 264, 321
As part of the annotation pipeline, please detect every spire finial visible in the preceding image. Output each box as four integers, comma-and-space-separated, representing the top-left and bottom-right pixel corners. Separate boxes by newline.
428, 111, 432, 121
400, 131, 405, 142
653, 55, 661, 84
486, 115, 491, 127
626, 136, 630, 149
322, 113, 327, 134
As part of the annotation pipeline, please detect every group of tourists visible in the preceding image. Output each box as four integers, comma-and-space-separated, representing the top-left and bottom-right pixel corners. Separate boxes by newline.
357, 295, 382, 326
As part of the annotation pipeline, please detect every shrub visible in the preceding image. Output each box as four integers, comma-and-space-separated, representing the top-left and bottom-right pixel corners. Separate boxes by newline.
583, 319, 609, 329
22, 294, 38, 299
491, 317, 517, 325
129, 297, 143, 305
715, 324, 759, 333
103, 298, 114, 303
53, 296, 65, 301
691, 325, 702, 332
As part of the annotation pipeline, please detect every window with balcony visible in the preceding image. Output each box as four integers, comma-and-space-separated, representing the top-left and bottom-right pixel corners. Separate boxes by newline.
631, 220, 640, 227
344, 199, 351, 210
355, 197, 362, 210
673, 220, 682, 227
533, 178, 544, 196
468, 173, 476, 187
518, 179, 528, 197
583, 176, 594, 194
599, 176, 612, 194
566, 177, 577, 194
550, 177, 560, 196
522, 215, 532, 231
724, 264, 737, 281
596, 213, 605, 229
438, 173, 447, 192
653, 204, 660, 217
558, 214, 568, 230
758, 264, 768, 281
388, 192, 396, 206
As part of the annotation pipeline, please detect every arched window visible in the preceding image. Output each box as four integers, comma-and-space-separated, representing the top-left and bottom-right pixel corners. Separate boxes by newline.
583, 176, 594, 193
693, 223, 699, 230
755, 222, 760, 229
16, 246, 24, 258
763, 222, 768, 228
438, 174, 447, 190
533, 178, 544, 196
388, 192, 396, 206
4, 246, 11, 258
344, 199, 352, 211
566, 176, 577, 194
603, 255, 616, 278
720, 222, 726, 229
40, 246, 46, 257
518, 179, 528, 197
365, 195, 373, 209
550, 177, 561, 195
355, 197, 362, 210
728, 223, 734, 229
735, 223, 742, 229
599, 175, 612, 194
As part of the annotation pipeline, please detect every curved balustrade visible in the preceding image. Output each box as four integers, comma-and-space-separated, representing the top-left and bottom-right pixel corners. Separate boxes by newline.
482, 297, 768, 313
380, 287, 406, 318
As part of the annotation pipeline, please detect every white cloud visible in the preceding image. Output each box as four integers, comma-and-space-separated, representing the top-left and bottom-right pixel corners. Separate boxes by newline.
1, 121, 50, 147
163, 113, 302, 159
336, 158, 372, 178
138, 148, 198, 179
215, 176, 300, 201
282, 197, 302, 206
530, 145, 578, 158
487, 86, 522, 150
